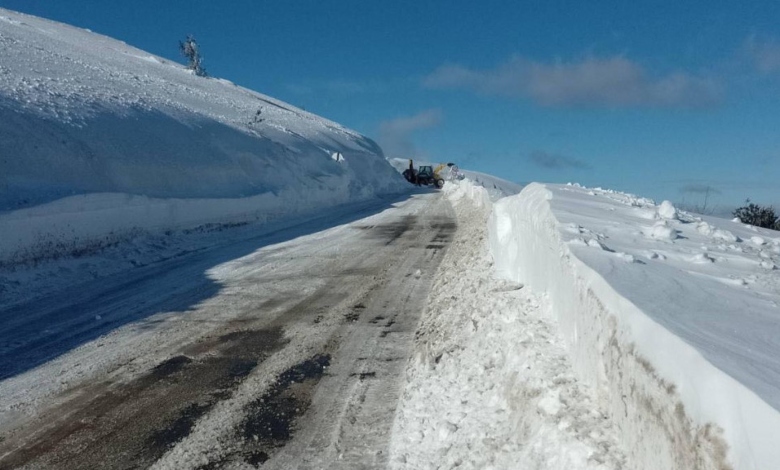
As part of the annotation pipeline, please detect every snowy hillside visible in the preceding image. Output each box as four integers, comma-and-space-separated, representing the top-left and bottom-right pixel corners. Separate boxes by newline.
490, 183, 780, 469
0, 8, 406, 265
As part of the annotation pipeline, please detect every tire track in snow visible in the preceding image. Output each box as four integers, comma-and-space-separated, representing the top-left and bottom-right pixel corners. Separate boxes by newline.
165, 203, 457, 469
0, 194, 454, 469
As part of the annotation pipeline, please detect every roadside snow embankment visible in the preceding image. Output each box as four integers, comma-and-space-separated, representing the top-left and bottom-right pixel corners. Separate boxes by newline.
0, 8, 406, 265
489, 183, 780, 470
391, 180, 627, 469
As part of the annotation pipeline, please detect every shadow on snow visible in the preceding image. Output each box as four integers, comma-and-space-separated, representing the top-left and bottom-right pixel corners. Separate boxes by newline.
0, 192, 428, 381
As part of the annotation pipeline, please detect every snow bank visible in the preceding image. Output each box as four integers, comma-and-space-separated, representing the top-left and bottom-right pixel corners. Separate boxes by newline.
0, 8, 407, 264
440, 176, 494, 208
460, 169, 524, 201
391, 180, 626, 469
0, 185, 369, 267
489, 183, 780, 470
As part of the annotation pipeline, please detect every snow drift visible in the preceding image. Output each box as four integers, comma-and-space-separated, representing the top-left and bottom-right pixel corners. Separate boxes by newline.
490, 183, 780, 470
0, 8, 406, 265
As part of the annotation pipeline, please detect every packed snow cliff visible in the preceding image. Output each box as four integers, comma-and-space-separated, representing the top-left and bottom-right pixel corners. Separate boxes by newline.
490, 182, 780, 470
0, 8, 406, 265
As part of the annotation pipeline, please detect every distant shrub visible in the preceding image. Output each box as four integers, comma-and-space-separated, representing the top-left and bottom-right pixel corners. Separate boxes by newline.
179, 35, 207, 77
733, 200, 779, 230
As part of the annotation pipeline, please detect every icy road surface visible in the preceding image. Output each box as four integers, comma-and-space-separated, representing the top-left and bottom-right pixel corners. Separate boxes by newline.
0, 192, 454, 469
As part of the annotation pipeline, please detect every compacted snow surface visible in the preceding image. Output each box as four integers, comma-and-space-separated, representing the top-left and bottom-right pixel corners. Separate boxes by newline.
490, 183, 780, 470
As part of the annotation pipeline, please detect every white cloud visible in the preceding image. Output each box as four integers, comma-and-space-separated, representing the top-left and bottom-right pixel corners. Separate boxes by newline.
379, 109, 441, 134
744, 35, 780, 73
378, 109, 442, 158
424, 55, 722, 108
529, 150, 591, 170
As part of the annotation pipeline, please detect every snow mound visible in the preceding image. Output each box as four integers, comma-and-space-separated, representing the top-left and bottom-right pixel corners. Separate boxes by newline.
489, 182, 780, 470
657, 200, 678, 220
0, 7, 407, 265
751, 236, 766, 246
645, 220, 678, 241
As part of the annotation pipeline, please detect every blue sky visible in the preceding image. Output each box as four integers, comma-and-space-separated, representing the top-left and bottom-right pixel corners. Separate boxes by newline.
3, 0, 779, 211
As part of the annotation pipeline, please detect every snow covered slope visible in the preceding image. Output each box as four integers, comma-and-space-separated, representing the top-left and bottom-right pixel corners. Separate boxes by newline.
490, 183, 780, 470
0, 8, 406, 265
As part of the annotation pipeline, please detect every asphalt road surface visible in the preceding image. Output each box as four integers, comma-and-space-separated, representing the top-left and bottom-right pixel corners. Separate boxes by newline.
0, 192, 455, 469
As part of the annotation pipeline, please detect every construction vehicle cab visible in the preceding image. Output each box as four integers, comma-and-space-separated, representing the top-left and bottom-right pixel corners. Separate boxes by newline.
402, 160, 449, 188
416, 165, 445, 188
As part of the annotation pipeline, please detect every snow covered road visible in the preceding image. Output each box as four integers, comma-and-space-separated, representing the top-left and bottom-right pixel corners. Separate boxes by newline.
0, 191, 455, 469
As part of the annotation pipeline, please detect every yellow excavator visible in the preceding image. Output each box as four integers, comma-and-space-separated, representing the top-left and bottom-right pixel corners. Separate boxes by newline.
404, 160, 448, 188
418, 163, 447, 188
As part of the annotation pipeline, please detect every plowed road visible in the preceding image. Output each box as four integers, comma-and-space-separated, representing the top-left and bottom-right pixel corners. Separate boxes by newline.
0, 192, 454, 469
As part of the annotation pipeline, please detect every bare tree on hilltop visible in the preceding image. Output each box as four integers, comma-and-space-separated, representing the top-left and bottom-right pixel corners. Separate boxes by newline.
179, 35, 207, 77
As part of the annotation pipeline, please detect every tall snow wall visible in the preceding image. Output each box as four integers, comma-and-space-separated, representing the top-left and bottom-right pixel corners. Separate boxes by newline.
488, 183, 780, 470
0, 8, 406, 265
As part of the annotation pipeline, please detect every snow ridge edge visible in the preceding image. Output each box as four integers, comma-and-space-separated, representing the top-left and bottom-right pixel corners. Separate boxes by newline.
488, 182, 780, 470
